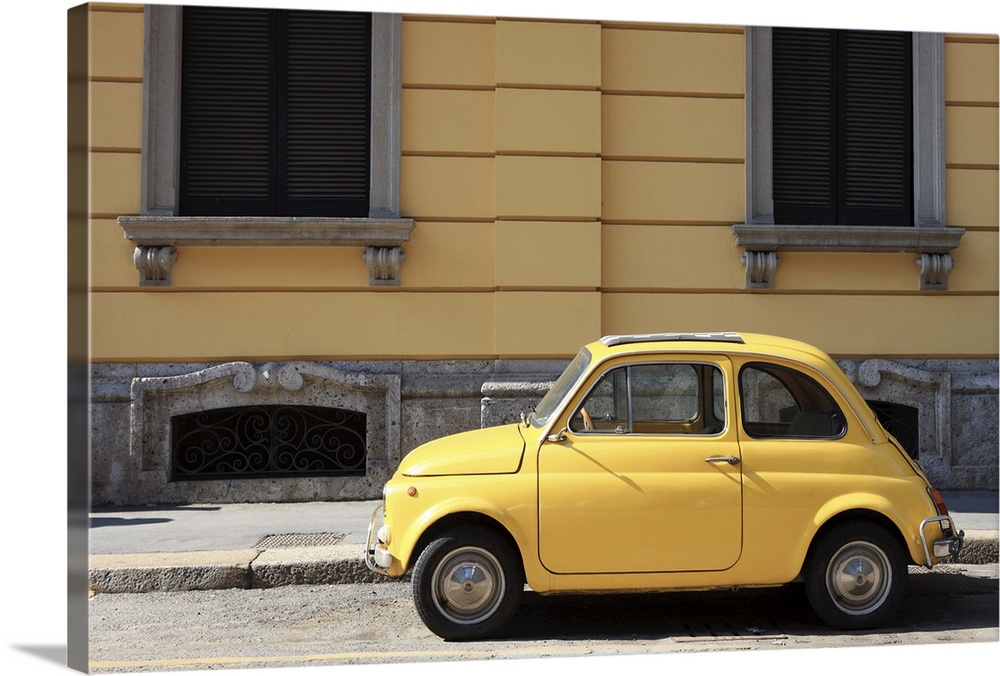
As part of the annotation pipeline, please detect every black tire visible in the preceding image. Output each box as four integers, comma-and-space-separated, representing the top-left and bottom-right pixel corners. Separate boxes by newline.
804, 521, 907, 630
411, 528, 524, 640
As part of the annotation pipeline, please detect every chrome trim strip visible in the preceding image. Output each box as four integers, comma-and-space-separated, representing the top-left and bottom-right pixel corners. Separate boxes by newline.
600, 332, 745, 347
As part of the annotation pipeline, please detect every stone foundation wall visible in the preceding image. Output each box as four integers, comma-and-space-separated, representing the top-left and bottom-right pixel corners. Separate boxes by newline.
88, 357, 998, 506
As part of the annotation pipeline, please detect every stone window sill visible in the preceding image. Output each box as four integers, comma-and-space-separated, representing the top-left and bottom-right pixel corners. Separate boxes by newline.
118, 215, 415, 287
731, 223, 965, 290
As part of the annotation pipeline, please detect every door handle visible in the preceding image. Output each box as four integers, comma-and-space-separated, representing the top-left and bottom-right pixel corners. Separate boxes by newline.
705, 456, 740, 466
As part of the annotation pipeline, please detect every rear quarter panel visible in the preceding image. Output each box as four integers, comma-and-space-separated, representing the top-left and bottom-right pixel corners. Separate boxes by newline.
737, 439, 937, 580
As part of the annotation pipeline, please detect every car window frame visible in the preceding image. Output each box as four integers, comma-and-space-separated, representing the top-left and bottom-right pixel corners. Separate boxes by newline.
567, 358, 730, 437
737, 360, 849, 441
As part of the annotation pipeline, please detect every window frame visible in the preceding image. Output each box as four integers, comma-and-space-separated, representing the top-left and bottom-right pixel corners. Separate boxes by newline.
121, 7, 413, 287
140, 6, 402, 219
734, 27, 963, 290
569, 361, 727, 436
738, 361, 848, 441
770, 27, 914, 228
177, 7, 374, 218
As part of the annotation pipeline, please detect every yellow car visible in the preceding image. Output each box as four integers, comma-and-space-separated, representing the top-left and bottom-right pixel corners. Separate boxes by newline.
366, 332, 963, 639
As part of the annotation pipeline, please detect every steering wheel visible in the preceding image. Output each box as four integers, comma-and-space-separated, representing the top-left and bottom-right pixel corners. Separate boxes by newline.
580, 407, 594, 431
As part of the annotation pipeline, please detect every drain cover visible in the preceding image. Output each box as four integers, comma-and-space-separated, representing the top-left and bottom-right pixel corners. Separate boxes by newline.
254, 532, 346, 549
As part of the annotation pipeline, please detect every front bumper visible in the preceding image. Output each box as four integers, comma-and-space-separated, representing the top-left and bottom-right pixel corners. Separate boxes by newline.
364, 502, 395, 577
920, 515, 965, 567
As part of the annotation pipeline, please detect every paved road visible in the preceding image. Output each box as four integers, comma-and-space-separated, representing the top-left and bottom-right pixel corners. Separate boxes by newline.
87, 563, 997, 674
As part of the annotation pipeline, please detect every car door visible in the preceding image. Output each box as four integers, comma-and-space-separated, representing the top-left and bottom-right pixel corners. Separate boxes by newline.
537, 355, 743, 574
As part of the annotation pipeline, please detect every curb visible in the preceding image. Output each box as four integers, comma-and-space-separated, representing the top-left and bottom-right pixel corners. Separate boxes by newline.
89, 533, 997, 595
89, 544, 395, 594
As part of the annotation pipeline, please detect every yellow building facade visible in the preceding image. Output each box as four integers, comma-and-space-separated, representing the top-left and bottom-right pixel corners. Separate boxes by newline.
82, 3, 999, 504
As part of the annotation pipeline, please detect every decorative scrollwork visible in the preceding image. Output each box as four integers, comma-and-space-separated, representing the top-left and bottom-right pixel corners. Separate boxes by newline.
171, 405, 367, 480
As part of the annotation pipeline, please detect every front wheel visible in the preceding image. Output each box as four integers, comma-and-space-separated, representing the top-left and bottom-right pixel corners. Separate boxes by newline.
412, 528, 524, 640
805, 521, 906, 630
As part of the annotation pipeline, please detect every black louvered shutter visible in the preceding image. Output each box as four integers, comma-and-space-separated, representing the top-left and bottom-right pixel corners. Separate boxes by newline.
180, 8, 371, 217
772, 29, 837, 225
772, 28, 913, 227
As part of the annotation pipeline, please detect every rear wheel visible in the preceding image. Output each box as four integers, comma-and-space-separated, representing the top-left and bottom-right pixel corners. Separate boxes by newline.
805, 521, 906, 630
412, 527, 523, 640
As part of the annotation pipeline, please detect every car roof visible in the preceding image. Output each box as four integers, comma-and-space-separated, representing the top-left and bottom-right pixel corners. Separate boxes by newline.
588, 332, 834, 364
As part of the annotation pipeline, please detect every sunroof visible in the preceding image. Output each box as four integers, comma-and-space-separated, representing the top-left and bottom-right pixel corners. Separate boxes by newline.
599, 332, 745, 347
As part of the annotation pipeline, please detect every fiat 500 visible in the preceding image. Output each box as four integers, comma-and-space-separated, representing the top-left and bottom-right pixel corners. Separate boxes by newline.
366, 332, 963, 640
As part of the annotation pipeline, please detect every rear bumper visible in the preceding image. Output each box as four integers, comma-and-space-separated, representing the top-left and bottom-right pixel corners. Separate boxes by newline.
920, 515, 965, 567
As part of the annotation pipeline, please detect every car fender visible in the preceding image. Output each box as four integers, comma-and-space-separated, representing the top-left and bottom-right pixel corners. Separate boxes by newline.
806, 492, 926, 566
394, 494, 533, 572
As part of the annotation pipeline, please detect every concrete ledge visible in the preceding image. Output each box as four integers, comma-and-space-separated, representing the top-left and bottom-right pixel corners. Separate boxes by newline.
89, 550, 258, 593
89, 545, 401, 594
251, 544, 393, 587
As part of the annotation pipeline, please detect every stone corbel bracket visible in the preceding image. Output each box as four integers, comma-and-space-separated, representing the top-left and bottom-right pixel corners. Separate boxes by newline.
732, 224, 965, 290
119, 216, 415, 287
741, 250, 779, 289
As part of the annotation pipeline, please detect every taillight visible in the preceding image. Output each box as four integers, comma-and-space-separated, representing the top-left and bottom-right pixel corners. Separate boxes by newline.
929, 487, 949, 516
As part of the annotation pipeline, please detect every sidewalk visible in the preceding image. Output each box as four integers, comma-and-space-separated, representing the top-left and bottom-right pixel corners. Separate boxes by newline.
88, 492, 998, 594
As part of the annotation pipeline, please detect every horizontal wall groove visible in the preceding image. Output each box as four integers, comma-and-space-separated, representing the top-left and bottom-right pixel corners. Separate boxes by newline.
90, 287, 503, 295
496, 151, 601, 158
410, 216, 495, 223
944, 35, 999, 44
496, 83, 601, 92
90, 76, 143, 84
601, 220, 736, 227
402, 15, 497, 25
601, 90, 744, 99
947, 163, 1000, 170
91, 147, 141, 154
497, 286, 599, 292
497, 16, 601, 25
602, 156, 744, 164
599, 288, 1000, 297
601, 23, 744, 35
89, 3, 144, 12
496, 216, 601, 223
945, 100, 1000, 108
402, 151, 495, 158
402, 84, 496, 92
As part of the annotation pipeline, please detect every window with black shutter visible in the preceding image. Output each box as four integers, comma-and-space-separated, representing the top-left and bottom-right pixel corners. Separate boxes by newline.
179, 7, 372, 217
772, 28, 913, 227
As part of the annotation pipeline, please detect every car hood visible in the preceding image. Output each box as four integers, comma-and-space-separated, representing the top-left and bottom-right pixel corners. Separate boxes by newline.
399, 423, 526, 477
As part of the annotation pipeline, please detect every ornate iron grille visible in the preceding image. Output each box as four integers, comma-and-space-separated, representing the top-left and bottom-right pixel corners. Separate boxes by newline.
171, 405, 367, 480
866, 400, 919, 460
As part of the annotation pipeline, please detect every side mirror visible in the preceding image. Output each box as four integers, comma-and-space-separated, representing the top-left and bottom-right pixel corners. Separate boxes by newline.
546, 428, 568, 443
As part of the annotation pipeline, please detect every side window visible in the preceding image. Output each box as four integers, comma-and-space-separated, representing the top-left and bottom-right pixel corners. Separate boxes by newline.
630, 364, 698, 424
739, 363, 846, 439
570, 363, 725, 435
570, 367, 628, 433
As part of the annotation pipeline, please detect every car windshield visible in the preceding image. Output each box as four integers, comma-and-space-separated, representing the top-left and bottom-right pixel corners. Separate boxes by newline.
529, 348, 592, 427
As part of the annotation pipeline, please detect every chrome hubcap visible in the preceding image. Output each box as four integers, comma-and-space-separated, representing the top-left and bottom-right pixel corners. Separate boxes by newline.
432, 546, 505, 625
826, 540, 892, 615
